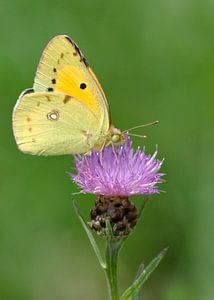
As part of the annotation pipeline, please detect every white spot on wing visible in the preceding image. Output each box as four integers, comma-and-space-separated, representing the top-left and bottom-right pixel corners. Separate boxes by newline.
47, 110, 59, 121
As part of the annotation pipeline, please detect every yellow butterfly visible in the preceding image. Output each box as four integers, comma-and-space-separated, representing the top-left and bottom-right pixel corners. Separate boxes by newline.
12, 35, 125, 156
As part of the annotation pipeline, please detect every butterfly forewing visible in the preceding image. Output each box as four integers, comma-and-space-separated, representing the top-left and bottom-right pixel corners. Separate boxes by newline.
33, 35, 109, 118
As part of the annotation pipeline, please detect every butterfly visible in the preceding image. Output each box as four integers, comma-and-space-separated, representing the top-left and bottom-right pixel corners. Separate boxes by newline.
12, 35, 125, 156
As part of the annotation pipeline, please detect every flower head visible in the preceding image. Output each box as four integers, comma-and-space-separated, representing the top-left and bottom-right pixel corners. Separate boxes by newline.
70, 137, 164, 198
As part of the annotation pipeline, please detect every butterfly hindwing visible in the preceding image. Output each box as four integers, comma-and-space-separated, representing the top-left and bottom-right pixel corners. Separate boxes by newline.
13, 91, 106, 156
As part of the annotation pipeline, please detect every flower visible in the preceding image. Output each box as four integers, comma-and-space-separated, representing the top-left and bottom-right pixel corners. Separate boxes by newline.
70, 136, 164, 198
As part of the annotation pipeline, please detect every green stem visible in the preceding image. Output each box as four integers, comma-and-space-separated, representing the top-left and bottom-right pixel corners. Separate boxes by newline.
105, 241, 121, 300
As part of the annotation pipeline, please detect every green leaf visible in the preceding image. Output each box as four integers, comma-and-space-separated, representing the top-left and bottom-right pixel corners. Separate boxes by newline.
120, 248, 168, 300
132, 263, 145, 300
73, 200, 106, 269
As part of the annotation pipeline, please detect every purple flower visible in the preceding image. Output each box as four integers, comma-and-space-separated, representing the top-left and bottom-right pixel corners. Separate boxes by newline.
70, 137, 164, 197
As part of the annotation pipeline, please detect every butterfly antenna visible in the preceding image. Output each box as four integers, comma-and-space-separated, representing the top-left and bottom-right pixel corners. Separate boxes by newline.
122, 120, 159, 133
128, 133, 147, 139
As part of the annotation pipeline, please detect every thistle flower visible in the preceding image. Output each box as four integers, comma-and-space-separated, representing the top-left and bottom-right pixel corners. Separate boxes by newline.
70, 137, 164, 197
70, 137, 164, 237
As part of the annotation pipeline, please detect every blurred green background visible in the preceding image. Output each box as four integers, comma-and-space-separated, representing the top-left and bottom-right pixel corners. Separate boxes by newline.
1, 0, 213, 299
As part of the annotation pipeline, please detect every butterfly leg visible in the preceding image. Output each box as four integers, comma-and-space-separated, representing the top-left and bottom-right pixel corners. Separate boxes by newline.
109, 141, 118, 160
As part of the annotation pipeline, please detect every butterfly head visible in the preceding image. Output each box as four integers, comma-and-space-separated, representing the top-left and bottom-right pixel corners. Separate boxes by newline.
109, 126, 126, 145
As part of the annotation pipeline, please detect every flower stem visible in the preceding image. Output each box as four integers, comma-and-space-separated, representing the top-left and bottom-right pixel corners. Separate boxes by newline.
105, 241, 121, 300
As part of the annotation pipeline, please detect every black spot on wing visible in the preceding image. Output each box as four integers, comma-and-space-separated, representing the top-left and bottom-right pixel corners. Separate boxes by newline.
80, 83, 87, 89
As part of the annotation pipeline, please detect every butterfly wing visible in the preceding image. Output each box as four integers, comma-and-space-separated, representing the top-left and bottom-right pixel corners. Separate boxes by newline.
33, 35, 110, 121
13, 91, 107, 156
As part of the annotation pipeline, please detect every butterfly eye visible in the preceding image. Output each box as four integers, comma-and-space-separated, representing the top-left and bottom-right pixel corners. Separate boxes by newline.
112, 134, 120, 143
80, 83, 87, 89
